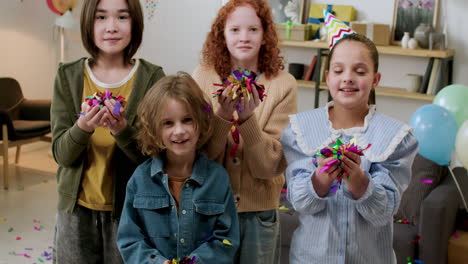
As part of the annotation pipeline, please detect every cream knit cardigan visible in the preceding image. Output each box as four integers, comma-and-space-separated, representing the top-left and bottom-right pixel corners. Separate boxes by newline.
193, 65, 298, 212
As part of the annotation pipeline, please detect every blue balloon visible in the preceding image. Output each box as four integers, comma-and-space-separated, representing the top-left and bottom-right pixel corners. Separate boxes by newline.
409, 104, 458, 165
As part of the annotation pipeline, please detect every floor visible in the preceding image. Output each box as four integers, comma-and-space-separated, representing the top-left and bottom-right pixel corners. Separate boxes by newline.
0, 142, 57, 264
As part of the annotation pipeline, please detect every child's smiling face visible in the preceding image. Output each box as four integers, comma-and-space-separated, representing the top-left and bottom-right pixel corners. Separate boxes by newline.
93, 0, 132, 57
326, 40, 381, 109
224, 5, 264, 71
160, 98, 199, 160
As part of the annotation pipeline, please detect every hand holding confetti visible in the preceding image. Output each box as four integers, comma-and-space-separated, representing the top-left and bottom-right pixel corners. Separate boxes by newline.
171, 256, 197, 264
81, 90, 126, 115
316, 138, 371, 192
77, 90, 127, 133
213, 68, 266, 102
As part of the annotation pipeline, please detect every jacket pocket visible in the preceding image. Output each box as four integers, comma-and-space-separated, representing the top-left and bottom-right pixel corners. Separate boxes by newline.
193, 200, 226, 245
134, 195, 171, 237
194, 200, 225, 216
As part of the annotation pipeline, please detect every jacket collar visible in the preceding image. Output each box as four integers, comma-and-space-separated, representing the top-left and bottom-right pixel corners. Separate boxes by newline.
149, 153, 209, 186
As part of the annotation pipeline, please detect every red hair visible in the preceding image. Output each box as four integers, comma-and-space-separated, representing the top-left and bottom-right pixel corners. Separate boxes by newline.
201, 0, 284, 79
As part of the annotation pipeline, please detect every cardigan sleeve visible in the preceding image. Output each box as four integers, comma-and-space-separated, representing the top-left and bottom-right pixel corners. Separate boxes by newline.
51, 64, 92, 167
192, 65, 231, 163
237, 73, 297, 179
113, 66, 165, 164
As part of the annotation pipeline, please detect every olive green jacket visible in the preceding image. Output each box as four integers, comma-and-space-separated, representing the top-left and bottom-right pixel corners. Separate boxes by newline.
51, 57, 164, 218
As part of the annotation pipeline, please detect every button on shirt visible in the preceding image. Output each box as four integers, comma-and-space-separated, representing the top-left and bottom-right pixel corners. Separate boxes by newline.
117, 154, 240, 264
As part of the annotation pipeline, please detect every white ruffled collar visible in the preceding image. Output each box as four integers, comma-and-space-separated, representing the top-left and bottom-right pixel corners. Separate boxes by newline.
289, 102, 411, 162
324, 101, 377, 135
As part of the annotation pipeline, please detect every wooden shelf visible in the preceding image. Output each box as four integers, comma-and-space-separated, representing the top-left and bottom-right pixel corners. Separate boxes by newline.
296, 80, 435, 101
280, 40, 455, 58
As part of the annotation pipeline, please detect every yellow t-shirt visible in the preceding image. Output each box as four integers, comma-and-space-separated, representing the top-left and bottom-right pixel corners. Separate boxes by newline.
77, 59, 138, 211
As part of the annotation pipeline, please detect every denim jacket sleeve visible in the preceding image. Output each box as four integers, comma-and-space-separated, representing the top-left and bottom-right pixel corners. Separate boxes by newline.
190, 169, 240, 264
117, 176, 168, 264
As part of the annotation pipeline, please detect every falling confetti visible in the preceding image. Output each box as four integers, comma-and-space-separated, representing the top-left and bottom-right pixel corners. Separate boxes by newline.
145, 0, 159, 20
421, 179, 433, 184
222, 239, 232, 246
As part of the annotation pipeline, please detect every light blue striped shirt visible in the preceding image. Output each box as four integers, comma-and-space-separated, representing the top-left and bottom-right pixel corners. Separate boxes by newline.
280, 103, 418, 264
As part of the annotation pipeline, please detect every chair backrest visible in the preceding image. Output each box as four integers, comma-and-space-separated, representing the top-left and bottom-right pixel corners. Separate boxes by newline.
0, 77, 25, 119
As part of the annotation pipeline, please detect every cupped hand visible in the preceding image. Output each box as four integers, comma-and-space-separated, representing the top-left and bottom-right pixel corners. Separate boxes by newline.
312, 156, 342, 197
102, 99, 128, 135
216, 84, 238, 121
77, 102, 106, 133
341, 150, 369, 199
237, 85, 260, 123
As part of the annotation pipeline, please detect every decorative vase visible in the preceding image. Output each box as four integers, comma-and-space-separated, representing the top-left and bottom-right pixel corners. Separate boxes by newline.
408, 38, 419, 49
414, 23, 434, 49
401, 32, 410, 48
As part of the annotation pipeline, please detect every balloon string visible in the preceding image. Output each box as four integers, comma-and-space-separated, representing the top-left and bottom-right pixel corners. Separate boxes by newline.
448, 166, 468, 213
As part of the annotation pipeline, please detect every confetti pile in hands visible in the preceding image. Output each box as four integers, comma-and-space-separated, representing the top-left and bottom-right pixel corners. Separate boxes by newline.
316, 138, 371, 182
213, 68, 266, 102
171, 256, 197, 264
81, 90, 126, 115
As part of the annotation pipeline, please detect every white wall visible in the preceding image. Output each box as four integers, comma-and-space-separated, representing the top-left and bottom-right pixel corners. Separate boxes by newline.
1, 0, 467, 123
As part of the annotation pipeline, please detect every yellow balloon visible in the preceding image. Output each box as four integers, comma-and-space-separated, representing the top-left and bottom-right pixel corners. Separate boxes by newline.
455, 120, 468, 168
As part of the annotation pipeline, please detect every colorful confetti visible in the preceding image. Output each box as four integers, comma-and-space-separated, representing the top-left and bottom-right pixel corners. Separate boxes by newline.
316, 137, 371, 192
212, 69, 266, 160
80, 90, 126, 116
213, 68, 266, 102
421, 179, 433, 184
171, 256, 196, 264
222, 239, 232, 246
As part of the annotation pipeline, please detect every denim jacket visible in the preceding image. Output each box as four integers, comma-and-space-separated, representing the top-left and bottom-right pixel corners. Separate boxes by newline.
117, 154, 240, 264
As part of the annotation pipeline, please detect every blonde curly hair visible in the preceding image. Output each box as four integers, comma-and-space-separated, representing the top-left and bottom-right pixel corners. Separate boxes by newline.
135, 72, 213, 157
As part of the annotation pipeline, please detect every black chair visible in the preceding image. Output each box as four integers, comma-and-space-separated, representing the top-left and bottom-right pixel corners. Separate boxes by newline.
0, 77, 51, 189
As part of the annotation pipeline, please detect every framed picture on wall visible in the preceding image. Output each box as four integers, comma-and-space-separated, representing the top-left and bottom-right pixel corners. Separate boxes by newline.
392, 0, 439, 44
269, 0, 305, 24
